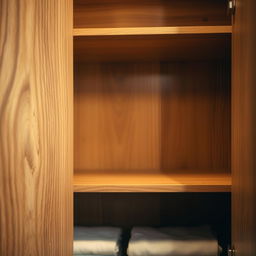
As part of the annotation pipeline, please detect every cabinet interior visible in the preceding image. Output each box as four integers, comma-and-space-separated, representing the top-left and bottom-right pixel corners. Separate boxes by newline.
73, 0, 232, 252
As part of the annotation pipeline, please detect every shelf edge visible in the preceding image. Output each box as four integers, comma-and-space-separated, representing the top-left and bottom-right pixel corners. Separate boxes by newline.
73, 184, 231, 193
73, 25, 232, 37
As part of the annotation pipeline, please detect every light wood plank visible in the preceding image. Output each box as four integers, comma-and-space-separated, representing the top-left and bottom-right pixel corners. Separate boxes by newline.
73, 26, 232, 36
0, 0, 73, 255
74, 171, 231, 192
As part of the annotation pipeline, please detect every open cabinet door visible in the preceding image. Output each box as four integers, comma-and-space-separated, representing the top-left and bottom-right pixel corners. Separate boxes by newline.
232, 0, 256, 255
0, 1, 73, 255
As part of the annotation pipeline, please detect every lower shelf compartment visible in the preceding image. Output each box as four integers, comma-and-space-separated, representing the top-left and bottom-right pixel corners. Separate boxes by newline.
73, 170, 231, 192
74, 192, 231, 256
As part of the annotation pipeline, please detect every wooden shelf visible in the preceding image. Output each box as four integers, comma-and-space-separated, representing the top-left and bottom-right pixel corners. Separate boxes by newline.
73, 25, 232, 37
74, 171, 231, 193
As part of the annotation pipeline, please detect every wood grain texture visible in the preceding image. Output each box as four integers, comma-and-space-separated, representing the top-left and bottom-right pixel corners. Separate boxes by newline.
161, 61, 231, 170
74, 171, 231, 192
0, 0, 73, 255
232, 0, 256, 255
74, 61, 231, 174
74, 0, 231, 28
74, 193, 231, 250
73, 26, 232, 36
74, 63, 161, 171
74, 34, 231, 62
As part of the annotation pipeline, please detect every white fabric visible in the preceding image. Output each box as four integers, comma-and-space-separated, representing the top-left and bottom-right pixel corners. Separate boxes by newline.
74, 226, 122, 255
127, 226, 219, 256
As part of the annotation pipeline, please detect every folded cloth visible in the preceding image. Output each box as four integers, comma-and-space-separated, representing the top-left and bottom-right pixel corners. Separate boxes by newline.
127, 226, 219, 256
74, 226, 122, 255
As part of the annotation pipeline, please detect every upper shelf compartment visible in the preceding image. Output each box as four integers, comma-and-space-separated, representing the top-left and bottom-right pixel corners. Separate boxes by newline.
74, 28, 231, 62
74, 0, 232, 28
74, 0, 232, 62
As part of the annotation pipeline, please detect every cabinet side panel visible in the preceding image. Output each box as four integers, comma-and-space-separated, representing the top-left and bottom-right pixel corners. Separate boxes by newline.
0, 0, 73, 255
232, 0, 256, 255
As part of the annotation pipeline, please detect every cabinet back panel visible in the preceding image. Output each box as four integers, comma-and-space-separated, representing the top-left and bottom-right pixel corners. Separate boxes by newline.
161, 62, 231, 170
75, 63, 161, 171
74, 0, 231, 28
74, 61, 230, 172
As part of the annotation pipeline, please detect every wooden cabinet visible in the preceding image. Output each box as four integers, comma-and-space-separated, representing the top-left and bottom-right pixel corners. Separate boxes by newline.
0, 0, 255, 255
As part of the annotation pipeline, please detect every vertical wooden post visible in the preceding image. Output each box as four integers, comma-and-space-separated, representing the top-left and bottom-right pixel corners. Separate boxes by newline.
0, 0, 73, 255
